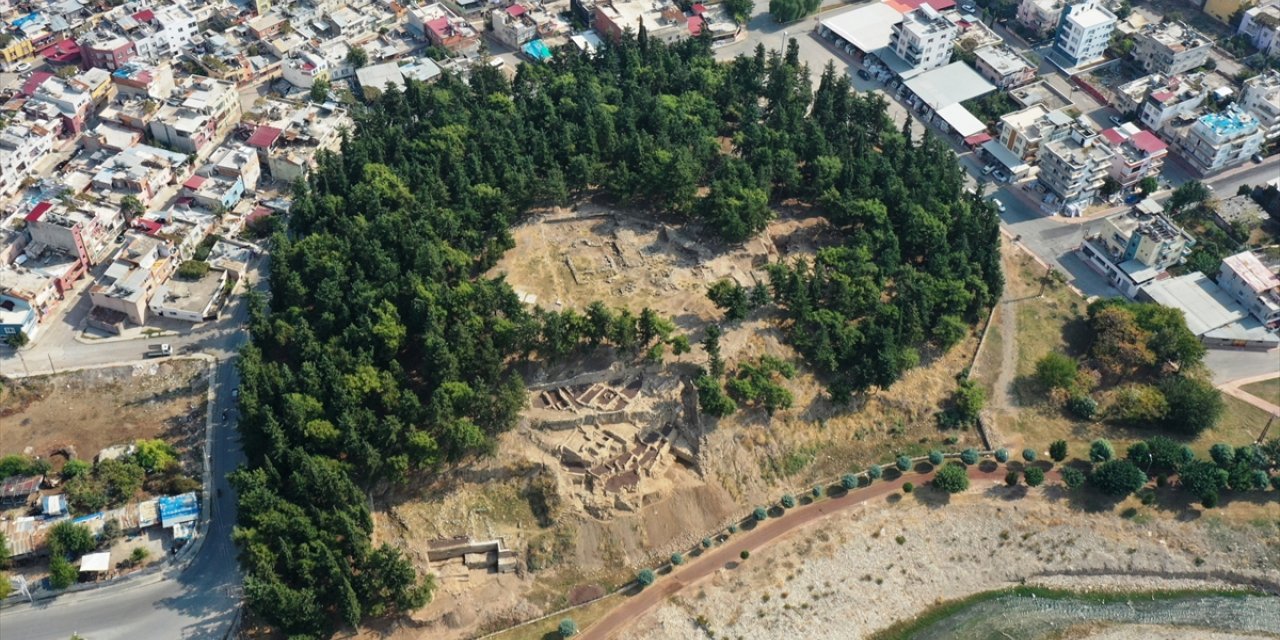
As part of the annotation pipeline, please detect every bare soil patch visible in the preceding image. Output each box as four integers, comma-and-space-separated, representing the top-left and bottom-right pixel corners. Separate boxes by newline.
0, 360, 210, 466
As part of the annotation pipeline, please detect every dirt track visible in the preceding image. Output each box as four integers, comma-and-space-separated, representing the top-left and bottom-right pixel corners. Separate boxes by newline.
580, 464, 1037, 640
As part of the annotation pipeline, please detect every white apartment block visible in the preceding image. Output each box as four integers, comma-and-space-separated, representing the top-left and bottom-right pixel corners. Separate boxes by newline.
889, 6, 958, 73
1017, 0, 1064, 38
1219, 251, 1280, 328
1241, 70, 1280, 142
1116, 73, 1207, 135
1176, 105, 1265, 175
283, 51, 331, 89
1099, 124, 1168, 188
1238, 2, 1280, 58
1037, 124, 1115, 205
1132, 21, 1212, 76
0, 120, 56, 198
491, 5, 539, 48
999, 104, 1074, 160
1051, 0, 1117, 68
125, 5, 198, 61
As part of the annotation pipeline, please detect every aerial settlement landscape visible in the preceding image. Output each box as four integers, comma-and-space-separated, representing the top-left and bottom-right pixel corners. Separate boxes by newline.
0, 0, 1278, 638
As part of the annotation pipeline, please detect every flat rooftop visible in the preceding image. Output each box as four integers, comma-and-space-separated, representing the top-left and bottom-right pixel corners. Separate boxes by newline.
1222, 251, 1280, 294
906, 61, 995, 109
151, 272, 224, 315
1141, 272, 1247, 336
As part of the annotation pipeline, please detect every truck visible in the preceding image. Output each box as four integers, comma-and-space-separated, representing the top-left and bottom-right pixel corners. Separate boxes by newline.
144, 344, 172, 359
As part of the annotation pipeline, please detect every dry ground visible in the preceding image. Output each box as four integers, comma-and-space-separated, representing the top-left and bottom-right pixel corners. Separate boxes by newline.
0, 360, 209, 467
629, 479, 1280, 640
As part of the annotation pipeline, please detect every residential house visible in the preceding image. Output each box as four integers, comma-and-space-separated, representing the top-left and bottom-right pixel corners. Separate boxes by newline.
889, 6, 958, 74
148, 268, 227, 323
1114, 73, 1207, 135
24, 199, 120, 266
1238, 2, 1280, 57
78, 30, 137, 70
71, 67, 114, 105
1098, 124, 1168, 188
110, 62, 177, 101
1204, 0, 1248, 24
973, 44, 1036, 88
491, 4, 539, 48
149, 76, 241, 158
1, 35, 35, 64
89, 143, 190, 205
30, 74, 94, 134
117, 5, 198, 62
1079, 204, 1195, 298
282, 50, 330, 89
0, 293, 40, 341
82, 120, 144, 153
135, 209, 216, 263
1219, 251, 1280, 328
88, 231, 175, 324
1132, 21, 1212, 76
1016, 0, 1063, 38
593, 0, 689, 44
1241, 70, 1280, 142
1051, 0, 1116, 68
0, 265, 63, 337
248, 14, 289, 40
408, 4, 480, 55
241, 100, 350, 182
1175, 105, 1265, 175
0, 119, 57, 197
998, 103, 1074, 160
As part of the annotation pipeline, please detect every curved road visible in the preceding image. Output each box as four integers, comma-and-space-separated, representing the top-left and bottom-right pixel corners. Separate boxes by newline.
581, 464, 1055, 640
0, 264, 265, 639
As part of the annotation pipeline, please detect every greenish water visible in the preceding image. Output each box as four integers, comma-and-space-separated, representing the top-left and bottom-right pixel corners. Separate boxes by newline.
906, 592, 1280, 640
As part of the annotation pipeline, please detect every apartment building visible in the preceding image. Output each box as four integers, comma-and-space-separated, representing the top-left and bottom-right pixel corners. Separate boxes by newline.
283, 51, 331, 89
118, 5, 198, 62
1116, 73, 1207, 135
889, 6, 958, 73
110, 63, 177, 100
1219, 251, 1280, 328
89, 144, 190, 204
149, 76, 241, 157
1016, 0, 1063, 38
1099, 124, 1168, 187
408, 4, 481, 53
1051, 0, 1117, 68
1132, 21, 1212, 76
78, 31, 137, 71
592, 0, 689, 44
1241, 70, 1280, 142
1238, 2, 1280, 57
242, 100, 351, 182
1037, 123, 1115, 206
973, 45, 1036, 88
88, 232, 175, 325
999, 104, 1074, 160
1175, 105, 1265, 175
491, 4, 539, 48
24, 199, 121, 267
1080, 206, 1195, 298
30, 74, 94, 134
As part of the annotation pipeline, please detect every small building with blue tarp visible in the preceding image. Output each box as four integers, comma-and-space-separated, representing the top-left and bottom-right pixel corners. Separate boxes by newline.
158, 492, 199, 528
521, 39, 552, 62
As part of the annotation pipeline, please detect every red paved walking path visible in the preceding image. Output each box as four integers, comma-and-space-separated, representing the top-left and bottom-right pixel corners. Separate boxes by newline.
580, 464, 1060, 640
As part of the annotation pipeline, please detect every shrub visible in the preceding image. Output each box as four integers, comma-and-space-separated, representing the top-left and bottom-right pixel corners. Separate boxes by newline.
1089, 460, 1147, 497
1127, 441, 1152, 467
1066, 394, 1098, 420
812, 485, 824, 498
753, 507, 768, 521
933, 463, 970, 494
1005, 470, 1019, 487
559, 618, 579, 638
134, 439, 178, 474
867, 464, 883, 479
1024, 467, 1045, 487
902, 482, 914, 493
175, 260, 210, 279
1022, 448, 1037, 462
841, 474, 858, 490
959, 448, 979, 466
1209, 443, 1235, 469
637, 569, 656, 587
1179, 460, 1228, 501
130, 547, 149, 565
670, 552, 684, 566
1049, 440, 1068, 462
61, 459, 92, 480
48, 522, 95, 558
1106, 384, 1166, 424
928, 450, 944, 466
740, 550, 750, 560
994, 448, 1009, 463
1159, 376, 1223, 436
728, 524, 739, 534
1061, 466, 1086, 489
1035, 352, 1078, 390
1201, 492, 1219, 509
780, 494, 796, 509
702, 537, 712, 549
896, 455, 911, 471
1089, 439, 1115, 463
49, 556, 78, 589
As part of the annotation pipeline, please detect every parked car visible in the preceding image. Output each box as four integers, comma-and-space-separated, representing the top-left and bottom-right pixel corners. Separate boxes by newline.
1109, 115, 1124, 126
856, 69, 871, 81
982, 164, 997, 175
991, 198, 1006, 212
1252, 153, 1265, 164
993, 170, 1010, 183
12, 61, 30, 73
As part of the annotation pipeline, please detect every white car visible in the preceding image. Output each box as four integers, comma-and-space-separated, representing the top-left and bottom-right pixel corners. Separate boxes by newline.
12, 62, 30, 73
991, 199, 1006, 212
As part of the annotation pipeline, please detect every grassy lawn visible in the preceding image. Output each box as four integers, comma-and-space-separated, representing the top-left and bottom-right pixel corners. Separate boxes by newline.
484, 594, 620, 640
1241, 378, 1280, 407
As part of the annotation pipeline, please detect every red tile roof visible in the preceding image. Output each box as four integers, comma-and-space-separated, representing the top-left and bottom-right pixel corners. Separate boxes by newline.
183, 175, 207, 190
25, 201, 52, 223
247, 125, 283, 148
1100, 128, 1125, 145
963, 132, 992, 145
691, 3, 707, 14
132, 9, 155, 23
40, 38, 81, 63
20, 72, 53, 97
1130, 130, 1167, 154
1150, 91, 1173, 103
506, 4, 526, 16
688, 15, 703, 35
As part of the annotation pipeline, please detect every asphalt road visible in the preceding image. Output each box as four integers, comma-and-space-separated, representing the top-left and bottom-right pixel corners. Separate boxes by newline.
0, 263, 264, 639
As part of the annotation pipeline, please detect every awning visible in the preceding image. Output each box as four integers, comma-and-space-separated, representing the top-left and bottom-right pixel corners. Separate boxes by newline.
935, 103, 986, 138
964, 132, 992, 146
980, 140, 1030, 174
80, 552, 111, 572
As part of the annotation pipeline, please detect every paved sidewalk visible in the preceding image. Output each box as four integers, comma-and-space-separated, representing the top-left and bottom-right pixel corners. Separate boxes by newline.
1217, 372, 1280, 431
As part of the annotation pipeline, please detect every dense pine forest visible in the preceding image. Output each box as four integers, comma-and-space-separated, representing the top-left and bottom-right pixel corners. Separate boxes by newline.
231, 31, 1002, 637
